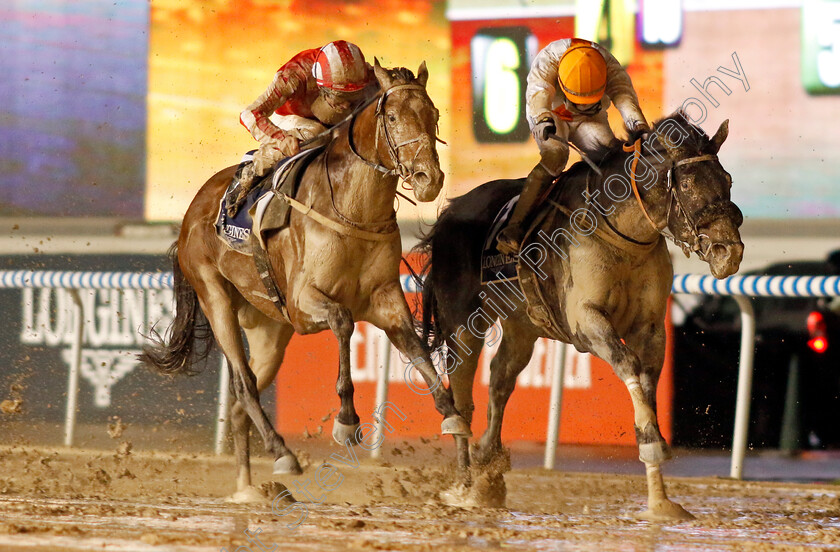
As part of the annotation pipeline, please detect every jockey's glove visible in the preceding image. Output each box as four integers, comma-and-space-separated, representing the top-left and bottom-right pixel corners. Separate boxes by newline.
536, 117, 556, 141
627, 119, 651, 134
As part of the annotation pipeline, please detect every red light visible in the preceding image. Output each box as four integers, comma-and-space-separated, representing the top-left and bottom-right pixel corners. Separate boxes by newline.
808, 336, 828, 353
807, 311, 826, 335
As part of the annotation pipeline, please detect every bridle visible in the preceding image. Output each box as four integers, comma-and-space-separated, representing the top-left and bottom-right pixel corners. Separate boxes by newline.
319, 81, 438, 230
347, 83, 437, 188
621, 138, 721, 257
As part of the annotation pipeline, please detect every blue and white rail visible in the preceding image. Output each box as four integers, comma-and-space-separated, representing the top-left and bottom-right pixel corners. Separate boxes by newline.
544, 274, 840, 478
2, 270, 839, 479
0, 270, 227, 454
0, 270, 173, 290
669, 274, 839, 479
671, 274, 840, 297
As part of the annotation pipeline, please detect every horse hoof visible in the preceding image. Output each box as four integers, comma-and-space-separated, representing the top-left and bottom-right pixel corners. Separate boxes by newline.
225, 486, 269, 504
636, 500, 695, 521
638, 441, 672, 464
441, 415, 472, 437
273, 453, 303, 475
332, 420, 361, 446
470, 443, 496, 467
439, 483, 476, 508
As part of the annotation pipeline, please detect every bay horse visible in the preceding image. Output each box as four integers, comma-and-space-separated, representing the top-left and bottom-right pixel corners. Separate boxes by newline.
417, 113, 744, 520
141, 61, 470, 502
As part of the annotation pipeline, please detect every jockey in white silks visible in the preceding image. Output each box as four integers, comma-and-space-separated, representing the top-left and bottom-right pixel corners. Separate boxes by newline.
496, 38, 651, 254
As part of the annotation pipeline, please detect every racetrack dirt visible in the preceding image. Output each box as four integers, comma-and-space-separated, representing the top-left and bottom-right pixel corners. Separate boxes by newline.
0, 440, 839, 551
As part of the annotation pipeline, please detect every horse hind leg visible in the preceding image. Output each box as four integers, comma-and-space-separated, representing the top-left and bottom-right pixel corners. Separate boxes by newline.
233, 305, 300, 490
225, 400, 264, 503
190, 270, 300, 479
228, 308, 298, 503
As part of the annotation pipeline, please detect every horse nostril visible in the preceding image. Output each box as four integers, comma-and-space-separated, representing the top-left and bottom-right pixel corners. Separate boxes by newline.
413, 171, 431, 188
710, 243, 729, 260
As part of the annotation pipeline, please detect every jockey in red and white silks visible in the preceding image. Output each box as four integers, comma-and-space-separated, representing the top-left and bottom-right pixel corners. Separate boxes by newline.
232, 41, 378, 208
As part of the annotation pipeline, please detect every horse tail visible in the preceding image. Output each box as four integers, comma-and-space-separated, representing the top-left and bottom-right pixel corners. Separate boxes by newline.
413, 223, 446, 352
138, 242, 215, 376
412, 179, 524, 354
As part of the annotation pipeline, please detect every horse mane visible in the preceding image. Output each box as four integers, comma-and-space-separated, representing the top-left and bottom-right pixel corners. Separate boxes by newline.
644, 112, 712, 153
381, 66, 418, 85
570, 111, 711, 173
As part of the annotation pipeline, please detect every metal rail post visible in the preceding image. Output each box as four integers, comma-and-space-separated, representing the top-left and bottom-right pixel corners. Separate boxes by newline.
543, 342, 568, 469
64, 290, 84, 447
371, 332, 392, 459
730, 295, 756, 479
214, 355, 231, 455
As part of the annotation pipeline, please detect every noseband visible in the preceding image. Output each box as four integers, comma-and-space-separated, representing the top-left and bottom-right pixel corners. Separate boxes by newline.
348, 83, 433, 187
624, 138, 729, 258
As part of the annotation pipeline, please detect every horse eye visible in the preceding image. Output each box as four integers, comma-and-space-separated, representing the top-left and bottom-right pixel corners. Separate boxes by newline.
388, 113, 396, 122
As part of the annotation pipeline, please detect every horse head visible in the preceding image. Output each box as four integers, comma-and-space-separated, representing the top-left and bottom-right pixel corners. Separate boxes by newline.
648, 113, 744, 278
371, 59, 444, 202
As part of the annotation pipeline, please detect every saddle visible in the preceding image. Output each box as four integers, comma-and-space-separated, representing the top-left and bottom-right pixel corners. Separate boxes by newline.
480, 173, 565, 286
480, 172, 578, 341
215, 147, 323, 254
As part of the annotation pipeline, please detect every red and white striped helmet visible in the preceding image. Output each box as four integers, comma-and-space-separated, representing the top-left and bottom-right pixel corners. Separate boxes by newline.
312, 41, 370, 92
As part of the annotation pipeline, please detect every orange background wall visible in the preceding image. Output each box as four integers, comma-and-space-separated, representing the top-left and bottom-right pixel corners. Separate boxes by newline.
275, 257, 674, 446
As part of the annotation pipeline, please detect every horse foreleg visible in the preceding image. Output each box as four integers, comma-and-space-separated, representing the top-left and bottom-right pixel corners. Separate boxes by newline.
296, 287, 361, 445
628, 323, 694, 521
578, 308, 691, 519
367, 284, 471, 438
473, 321, 539, 467
329, 303, 362, 445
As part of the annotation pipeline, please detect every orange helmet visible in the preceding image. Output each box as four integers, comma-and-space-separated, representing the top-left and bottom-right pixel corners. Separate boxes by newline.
557, 42, 607, 105
312, 41, 370, 92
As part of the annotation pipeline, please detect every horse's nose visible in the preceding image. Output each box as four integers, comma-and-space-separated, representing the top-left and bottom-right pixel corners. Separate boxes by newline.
708, 240, 744, 278
710, 243, 729, 261
412, 171, 431, 189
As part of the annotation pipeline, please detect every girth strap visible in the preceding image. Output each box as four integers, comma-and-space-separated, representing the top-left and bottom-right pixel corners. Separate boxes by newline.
251, 238, 288, 318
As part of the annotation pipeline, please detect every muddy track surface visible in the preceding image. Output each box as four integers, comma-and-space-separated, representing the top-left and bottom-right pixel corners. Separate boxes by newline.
0, 445, 838, 551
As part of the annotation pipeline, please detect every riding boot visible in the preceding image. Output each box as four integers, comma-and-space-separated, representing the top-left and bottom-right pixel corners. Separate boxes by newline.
226, 163, 258, 218
496, 164, 554, 255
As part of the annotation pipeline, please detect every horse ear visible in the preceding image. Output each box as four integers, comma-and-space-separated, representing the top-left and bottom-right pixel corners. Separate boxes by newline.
373, 57, 391, 89
710, 119, 729, 153
417, 61, 429, 87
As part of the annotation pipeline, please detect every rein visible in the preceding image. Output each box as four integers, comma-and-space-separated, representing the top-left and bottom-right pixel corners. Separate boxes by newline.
279, 192, 397, 241
282, 81, 435, 242
621, 138, 719, 256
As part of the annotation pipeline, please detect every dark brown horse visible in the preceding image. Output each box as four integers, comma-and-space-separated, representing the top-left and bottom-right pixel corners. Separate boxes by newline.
141, 61, 470, 503
418, 113, 743, 519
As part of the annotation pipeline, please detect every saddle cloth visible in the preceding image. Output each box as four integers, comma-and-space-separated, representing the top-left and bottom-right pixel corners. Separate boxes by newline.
215, 147, 322, 254
480, 194, 520, 285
